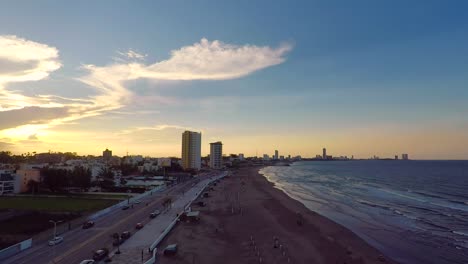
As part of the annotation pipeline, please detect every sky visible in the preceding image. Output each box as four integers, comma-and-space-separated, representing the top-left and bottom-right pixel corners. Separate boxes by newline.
0, 0, 467, 159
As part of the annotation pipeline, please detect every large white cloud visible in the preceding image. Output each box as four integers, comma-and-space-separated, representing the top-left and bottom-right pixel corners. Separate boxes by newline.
0, 36, 292, 144
78, 38, 292, 118
0, 35, 61, 84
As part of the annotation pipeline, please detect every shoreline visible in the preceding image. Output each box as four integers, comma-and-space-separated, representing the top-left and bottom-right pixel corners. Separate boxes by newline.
157, 166, 395, 263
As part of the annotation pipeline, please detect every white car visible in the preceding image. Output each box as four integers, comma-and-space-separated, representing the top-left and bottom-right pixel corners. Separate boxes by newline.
79, 260, 95, 264
134, 200, 141, 204
48, 236, 63, 246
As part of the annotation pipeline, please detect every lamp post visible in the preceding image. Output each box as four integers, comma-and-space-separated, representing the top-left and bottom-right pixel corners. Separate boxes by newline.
49, 220, 62, 262
49, 220, 62, 240
116, 237, 121, 254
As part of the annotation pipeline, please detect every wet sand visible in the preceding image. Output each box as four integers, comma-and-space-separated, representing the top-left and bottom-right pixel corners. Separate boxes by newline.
157, 166, 395, 264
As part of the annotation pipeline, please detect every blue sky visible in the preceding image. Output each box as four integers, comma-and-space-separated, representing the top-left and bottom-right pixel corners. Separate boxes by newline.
0, 0, 467, 159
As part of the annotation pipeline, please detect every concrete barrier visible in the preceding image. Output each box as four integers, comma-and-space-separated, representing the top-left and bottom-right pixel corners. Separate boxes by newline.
0, 238, 32, 260
143, 248, 158, 264
88, 185, 166, 221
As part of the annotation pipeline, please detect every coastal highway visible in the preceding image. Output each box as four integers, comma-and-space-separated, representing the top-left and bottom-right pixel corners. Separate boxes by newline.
4, 175, 208, 264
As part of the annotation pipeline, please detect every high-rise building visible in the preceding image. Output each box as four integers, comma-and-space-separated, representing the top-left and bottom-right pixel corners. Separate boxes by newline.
181, 131, 201, 170
402, 154, 409, 160
238, 153, 244, 161
323, 148, 327, 159
209, 142, 223, 169
103, 148, 112, 161
274, 150, 279, 160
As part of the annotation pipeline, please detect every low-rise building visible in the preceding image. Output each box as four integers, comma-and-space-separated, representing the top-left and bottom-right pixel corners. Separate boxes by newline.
15, 169, 41, 193
0, 169, 17, 195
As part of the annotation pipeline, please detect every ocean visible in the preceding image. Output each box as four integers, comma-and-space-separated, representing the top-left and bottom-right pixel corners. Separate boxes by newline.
259, 160, 468, 264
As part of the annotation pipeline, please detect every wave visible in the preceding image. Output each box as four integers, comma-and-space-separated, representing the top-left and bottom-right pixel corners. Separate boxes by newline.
453, 231, 468, 237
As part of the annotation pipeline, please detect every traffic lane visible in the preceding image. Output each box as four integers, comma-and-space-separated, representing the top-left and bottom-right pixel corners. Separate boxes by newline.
67, 180, 197, 263
57, 183, 192, 264
7, 179, 196, 264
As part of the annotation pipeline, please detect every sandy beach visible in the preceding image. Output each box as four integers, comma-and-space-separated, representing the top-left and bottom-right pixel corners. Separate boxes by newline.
157, 166, 395, 264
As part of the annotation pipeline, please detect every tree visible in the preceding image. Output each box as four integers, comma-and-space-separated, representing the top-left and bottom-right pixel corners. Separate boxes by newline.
70, 166, 92, 191
41, 167, 69, 192
0, 151, 13, 163
98, 167, 115, 190
26, 179, 39, 194
120, 163, 138, 176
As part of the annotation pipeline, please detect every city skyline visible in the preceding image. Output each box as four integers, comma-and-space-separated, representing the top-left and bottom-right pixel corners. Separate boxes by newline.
1, 1, 468, 159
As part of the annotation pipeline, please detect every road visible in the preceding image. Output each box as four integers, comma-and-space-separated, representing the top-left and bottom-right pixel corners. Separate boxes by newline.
3, 174, 209, 264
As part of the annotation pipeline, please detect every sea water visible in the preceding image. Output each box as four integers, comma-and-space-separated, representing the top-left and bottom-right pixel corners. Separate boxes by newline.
260, 160, 468, 264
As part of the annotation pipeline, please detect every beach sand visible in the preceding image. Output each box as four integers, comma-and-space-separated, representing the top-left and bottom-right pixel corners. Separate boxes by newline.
157, 166, 395, 264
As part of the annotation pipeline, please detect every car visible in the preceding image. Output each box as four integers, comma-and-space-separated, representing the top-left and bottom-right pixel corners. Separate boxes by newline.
135, 223, 143, 229
82, 221, 95, 229
134, 200, 141, 204
79, 260, 95, 264
150, 210, 160, 218
163, 244, 178, 256
121, 231, 131, 239
48, 236, 63, 246
92, 248, 109, 261
122, 205, 130, 210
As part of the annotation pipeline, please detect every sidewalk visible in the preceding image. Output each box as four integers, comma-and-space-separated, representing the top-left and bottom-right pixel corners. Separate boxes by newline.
110, 174, 224, 264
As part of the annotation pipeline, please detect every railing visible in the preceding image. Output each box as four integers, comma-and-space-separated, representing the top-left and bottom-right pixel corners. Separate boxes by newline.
0, 238, 32, 260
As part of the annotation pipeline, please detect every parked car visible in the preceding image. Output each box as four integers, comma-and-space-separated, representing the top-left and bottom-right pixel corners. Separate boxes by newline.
122, 205, 130, 210
163, 244, 178, 256
48, 236, 63, 246
150, 210, 160, 218
121, 231, 131, 240
82, 221, 95, 229
134, 200, 141, 204
135, 223, 143, 229
92, 248, 109, 261
79, 260, 94, 264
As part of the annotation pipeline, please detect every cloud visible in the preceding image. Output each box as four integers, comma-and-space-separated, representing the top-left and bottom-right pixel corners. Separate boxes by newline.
0, 35, 61, 85
0, 36, 292, 144
0, 106, 69, 130
77, 38, 292, 122
118, 124, 197, 135
117, 49, 147, 60
28, 134, 38, 140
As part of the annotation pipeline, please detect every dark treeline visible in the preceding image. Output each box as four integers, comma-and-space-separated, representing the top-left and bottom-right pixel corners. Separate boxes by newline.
41, 166, 92, 192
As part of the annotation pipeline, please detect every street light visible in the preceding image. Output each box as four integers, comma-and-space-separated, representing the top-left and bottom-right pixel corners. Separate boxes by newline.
49, 220, 62, 240
49, 220, 62, 262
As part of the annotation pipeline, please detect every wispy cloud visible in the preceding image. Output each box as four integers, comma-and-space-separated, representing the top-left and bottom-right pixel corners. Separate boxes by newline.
118, 124, 197, 135
117, 49, 147, 60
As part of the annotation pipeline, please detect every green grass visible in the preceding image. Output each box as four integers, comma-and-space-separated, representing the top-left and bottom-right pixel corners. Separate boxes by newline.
0, 196, 117, 212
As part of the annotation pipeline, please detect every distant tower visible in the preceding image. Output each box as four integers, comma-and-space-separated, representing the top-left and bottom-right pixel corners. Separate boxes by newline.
274, 150, 279, 160
323, 148, 327, 159
395, 155, 398, 160
103, 148, 112, 161
402, 154, 409, 160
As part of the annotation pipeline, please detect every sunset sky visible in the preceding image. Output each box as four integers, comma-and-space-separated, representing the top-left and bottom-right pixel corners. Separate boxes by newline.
0, 1, 467, 159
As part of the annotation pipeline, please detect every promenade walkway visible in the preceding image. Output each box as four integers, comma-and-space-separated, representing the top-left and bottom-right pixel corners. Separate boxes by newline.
110, 173, 224, 264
